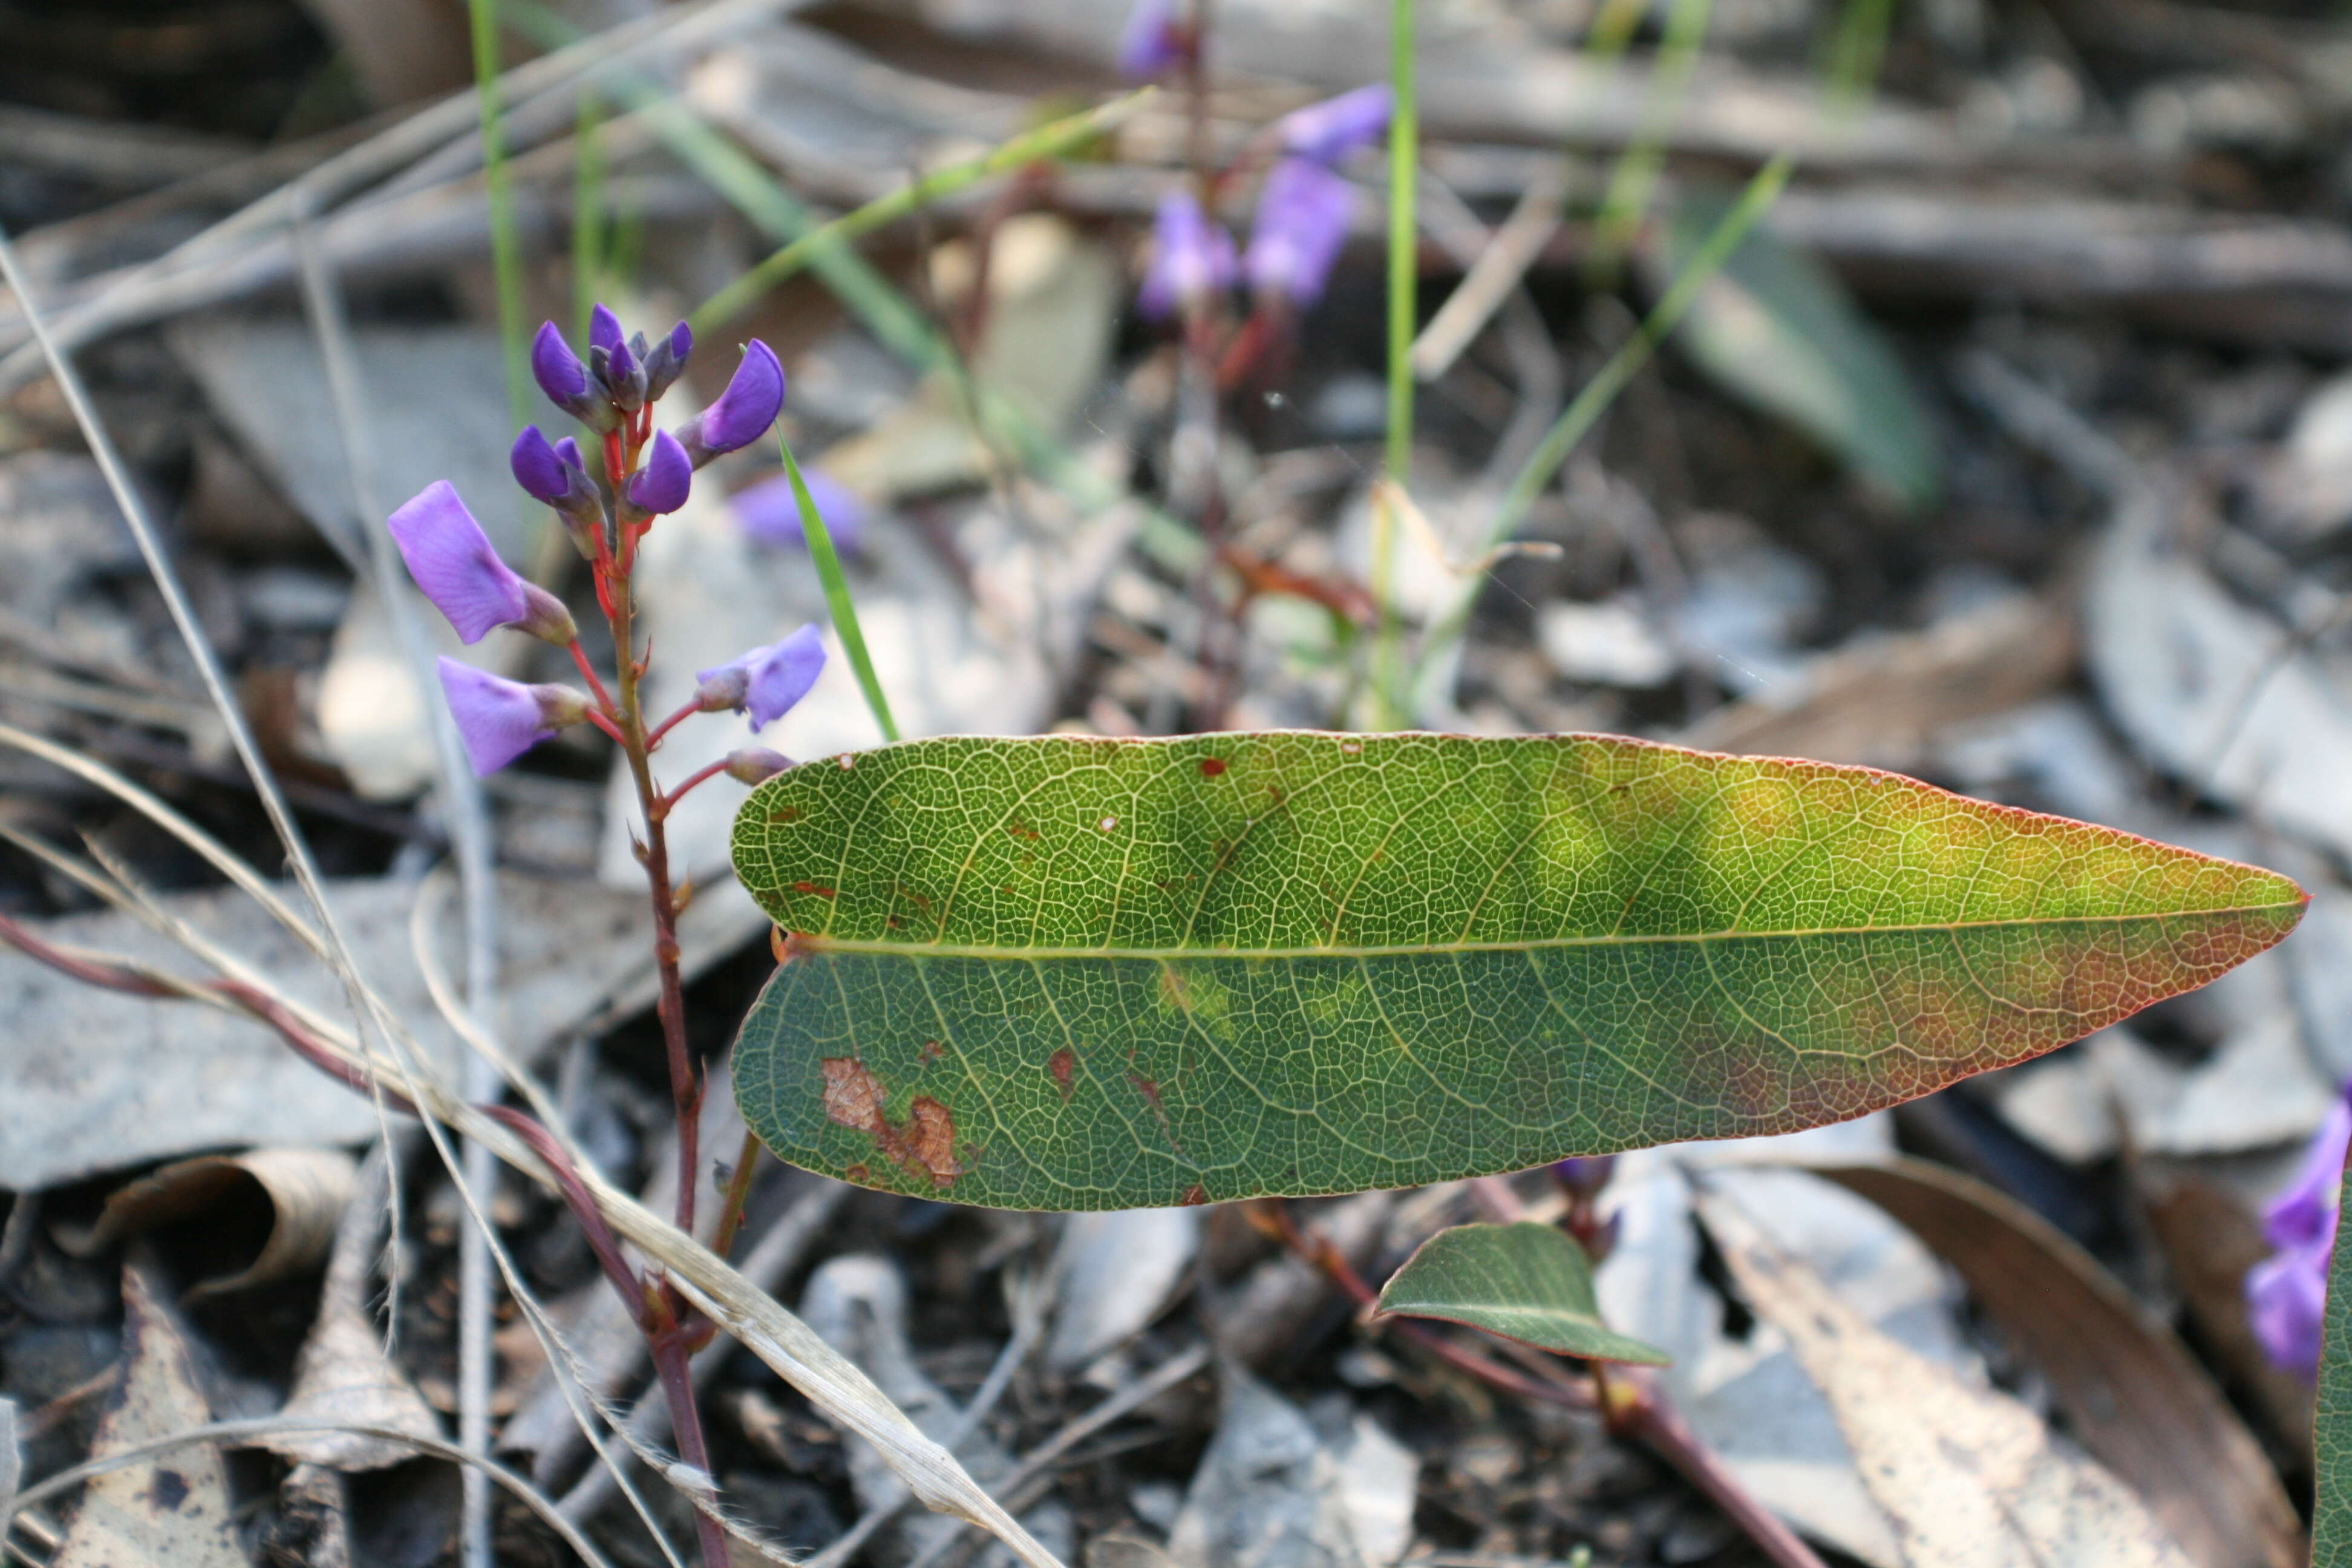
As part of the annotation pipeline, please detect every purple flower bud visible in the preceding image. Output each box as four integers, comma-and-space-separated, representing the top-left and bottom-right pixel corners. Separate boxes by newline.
532, 321, 589, 405
1138, 188, 1236, 321
724, 746, 795, 785
1246, 157, 1356, 309
1552, 1155, 1616, 1199
436, 658, 589, 776
555, 436, 584, 471
695, 624, 826, 731
387, 481, 528, 644
604, 333, 645, 412
680, 341, 786, 466
589, 304, 624, 356
733, 468, 866, 555
2248, 1235, 2331, 1380
1119, 0, 1184, 79
644, 321, 694, 401
625, 430, 693, 515
1278, 85, 1393, 166
511, 425, 572, 508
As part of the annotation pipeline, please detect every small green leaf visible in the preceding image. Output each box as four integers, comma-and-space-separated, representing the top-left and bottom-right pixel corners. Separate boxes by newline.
2314, 1171, 2352, 1556
1660, 193, 1940, 509
1376, 1221, 1668, 1364
729, 732, 2301, 1211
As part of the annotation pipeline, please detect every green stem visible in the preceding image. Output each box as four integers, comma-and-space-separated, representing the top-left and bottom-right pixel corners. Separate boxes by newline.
691, 91, 1153, 338
465, 0, 532, 434
779, 434, 898, 743
572, 88, 606, 343
1824, 0, 1893, 114
1372, 0, 1419, 727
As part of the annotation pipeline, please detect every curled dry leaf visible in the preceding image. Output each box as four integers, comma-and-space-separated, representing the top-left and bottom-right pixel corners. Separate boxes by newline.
62, 1146, 356, 1301
264, 1149, 441, 1472
1808, 1157, 2301, 1568
1050, 1207, 1200, 1373
1697, 1187, 2197, 1568
52, 1262, 244, 1568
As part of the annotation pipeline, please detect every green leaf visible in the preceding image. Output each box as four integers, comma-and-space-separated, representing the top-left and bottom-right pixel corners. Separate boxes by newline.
1661, 193, 1940, 509
2316, 1172, 2352, 1558
1376, 1221, 1669, 1364
729, 733, 2302, 1211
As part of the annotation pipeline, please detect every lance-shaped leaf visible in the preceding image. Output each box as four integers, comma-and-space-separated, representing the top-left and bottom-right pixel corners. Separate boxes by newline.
730, 733, 2303, 1211
1376, 1221, 1668, 1364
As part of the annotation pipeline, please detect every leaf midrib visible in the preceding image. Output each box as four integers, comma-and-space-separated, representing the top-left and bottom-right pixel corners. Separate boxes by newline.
785, 900, 2299, 961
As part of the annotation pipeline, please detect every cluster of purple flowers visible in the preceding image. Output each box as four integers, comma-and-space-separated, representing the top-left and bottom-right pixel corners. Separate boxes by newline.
1136, 78, 1392, 322
2246, 1086, 2352, 1380
385, 305, 826, 782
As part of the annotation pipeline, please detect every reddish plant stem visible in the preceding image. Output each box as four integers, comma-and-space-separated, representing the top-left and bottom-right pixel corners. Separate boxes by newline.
1263, 1197, 1828, 1568
569, 638, 619, 716
659, 759, 732, 816
645, 696, 704, 750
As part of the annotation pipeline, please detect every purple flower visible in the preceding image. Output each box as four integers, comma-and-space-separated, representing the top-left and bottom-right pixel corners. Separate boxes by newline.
680, 341, 786, 465
436, 659, 589, 776
1246, 157, 1356, 308
532, 321, 588, 405
733, 468, 866, 555
694, 624, 827, 731
1279, 85, 1393, 165
589, 304, 624, 356
625, 430, 693, 515
1138, 188, 1236, 321
2249, 1237, 2331, 1380
2245, 1086, 2352, 1379
1119, 0, 1184, 79
1552, 1155, 1616, 1199
511, 425, 572, 508
388, 482, 527, 643
555, 436, 585, 472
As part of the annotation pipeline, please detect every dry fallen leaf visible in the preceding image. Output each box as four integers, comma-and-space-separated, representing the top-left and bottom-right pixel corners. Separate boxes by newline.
1809, 1157, 2301, 1568
52, 1261, 245, 1568
264, 1148, 440, 1472
64, 1147, 356, 1301
1699, 1186, 2198, 1568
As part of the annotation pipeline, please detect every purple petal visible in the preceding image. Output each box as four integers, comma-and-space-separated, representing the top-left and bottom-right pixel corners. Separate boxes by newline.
1246, 157, 1356, 308
1278, 85, 1393, 165
733, 469, 866, 555
668, 322, 693, 360
1118, 0, 1183, 79
387, 481, 528, 643
555, 436, 584, 471
1139, 188, 1236, 320
696, 341, 786, 457
589, 304, 624, 355
2247, 1236, 2332, 1380
437, 658, 557, 776
511, 426, 569, 507
532, 321, 587, 404
2267, 1091, 2352, 1249
626, 430, 693, 515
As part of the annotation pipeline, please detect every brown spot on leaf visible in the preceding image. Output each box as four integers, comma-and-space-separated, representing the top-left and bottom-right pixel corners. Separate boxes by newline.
920, 1039, 944, 1063
1048, 1048, 1076, 1099
792, 881, 837, 898
767, 805, 802, 823
821, 1059, 963, 1188
1158, 965, 1194, 1011
1007, 819, 1041, 841
151, 1469, 189, 1511
1200, 756, 1227, 778
1180, 1184, 1207, 1206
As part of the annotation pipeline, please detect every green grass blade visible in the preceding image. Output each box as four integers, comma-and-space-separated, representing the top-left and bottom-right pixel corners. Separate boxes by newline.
1408, 152, 1791, 714
1371, 0, 1420, 726
1376, 1222, 1670, 1364
1587, 0, 1717, 287
691, 91, 1152, 337
465, 0, 532, 434
779, 435, 897, 744
730, 731, 2303, 1210
572, 87, 606, 343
